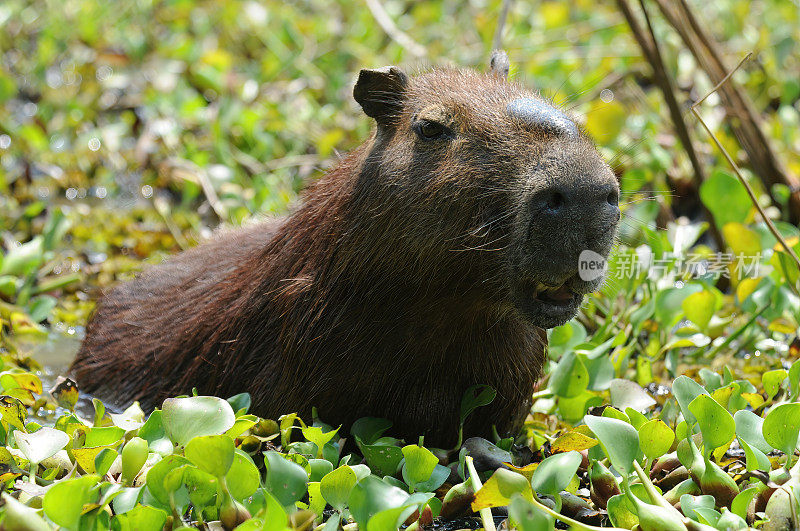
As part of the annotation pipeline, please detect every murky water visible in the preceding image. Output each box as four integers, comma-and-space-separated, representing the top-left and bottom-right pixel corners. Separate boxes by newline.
25, 332, 81, 393
21, 332, 106, 422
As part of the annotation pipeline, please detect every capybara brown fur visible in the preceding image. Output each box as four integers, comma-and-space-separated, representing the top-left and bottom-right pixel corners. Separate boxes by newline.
71, 54, 620, 447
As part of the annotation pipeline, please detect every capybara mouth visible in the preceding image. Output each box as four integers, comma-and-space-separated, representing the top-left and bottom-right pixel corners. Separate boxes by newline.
512, 277, 586, 329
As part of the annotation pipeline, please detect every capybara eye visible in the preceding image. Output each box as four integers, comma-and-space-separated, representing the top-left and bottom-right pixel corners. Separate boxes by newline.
414, 119, 450, 140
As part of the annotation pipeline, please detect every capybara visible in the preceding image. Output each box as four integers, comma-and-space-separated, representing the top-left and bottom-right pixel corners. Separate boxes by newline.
71, 53, 619, 447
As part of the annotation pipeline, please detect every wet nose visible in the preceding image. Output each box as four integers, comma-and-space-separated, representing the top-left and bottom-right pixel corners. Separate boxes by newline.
530, 181, 620, 227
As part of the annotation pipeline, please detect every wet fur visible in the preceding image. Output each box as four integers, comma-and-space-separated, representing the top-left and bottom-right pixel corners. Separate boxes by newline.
72, 68, 615, 447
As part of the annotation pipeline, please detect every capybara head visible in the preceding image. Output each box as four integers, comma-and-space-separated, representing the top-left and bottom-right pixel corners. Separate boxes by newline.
351, 57, 619, 329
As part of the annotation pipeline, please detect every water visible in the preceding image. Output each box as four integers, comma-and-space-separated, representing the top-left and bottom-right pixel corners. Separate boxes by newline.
29, 332, 82, 392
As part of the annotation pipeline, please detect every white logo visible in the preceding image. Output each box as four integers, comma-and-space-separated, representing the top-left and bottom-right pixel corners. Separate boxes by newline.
578, 250, 607, 281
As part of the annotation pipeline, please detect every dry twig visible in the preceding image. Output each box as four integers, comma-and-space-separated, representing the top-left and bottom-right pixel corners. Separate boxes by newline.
364, 0, 426, 58
691, 55, 800, 275
161, 158, 228, 221
616, 0, 724, 250
653, 0, 800, 223
492, 0, 514, 53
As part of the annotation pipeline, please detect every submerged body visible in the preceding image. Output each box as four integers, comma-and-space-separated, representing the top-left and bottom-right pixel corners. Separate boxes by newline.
72, 58, 619, 447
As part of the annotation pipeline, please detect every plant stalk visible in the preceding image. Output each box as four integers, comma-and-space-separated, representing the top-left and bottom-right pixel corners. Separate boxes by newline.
465, 455, 496, 531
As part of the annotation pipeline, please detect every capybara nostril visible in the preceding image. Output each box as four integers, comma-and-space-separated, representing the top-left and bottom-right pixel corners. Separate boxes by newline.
530, 187, 569, 217
599, 183, 622, 223
545, 190, 566, 212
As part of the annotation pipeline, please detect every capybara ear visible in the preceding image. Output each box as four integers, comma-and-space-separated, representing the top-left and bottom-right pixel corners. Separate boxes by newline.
353, 66, 409, 125
490, 50, 510, 80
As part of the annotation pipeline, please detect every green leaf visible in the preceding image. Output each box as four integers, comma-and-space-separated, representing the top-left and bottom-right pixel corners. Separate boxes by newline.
688, 394, 735, 453
762, 369, 788, 400
460, 385, 497, 425
236, 491, 289, 531
138, 410, 173, 456
14, 427, 69, 464
226, 392, 251, 414
549, 351, 589, 398
583, 353, 616, 391
307, 481, 326, 519
700, 169, 752, 227
94, 447, 118, 477
655, 285, 702, 329
121, 437, 149, 485
0, 237, 43, 276
108, 402, 144, 431
723, 222, 762, 257
0, 372, 42, 394
630, 297, 656, 333
625, 408, 649, 430
672, 376, 708, 427
414, 464, 450, 493
301, 425, 339, 459
699, 369, 723, 392
682, 290, 716, 331
42, 475, 99, 529
111, 505, 168, 531
731, 486, 760, 520
557, 390, 603, 423
185, 434, 235, 477
585, 100, 627, 143
225, 415, 259, 439
0, 275, 18, 298
680, 493, 717, 523
351, 417, 393, 445
530, 451, 582, 496
610, 379, 656, 412
181, 465, 218, 509
763, 403, 800, 456
638, 419, 675, 460
789, 359, 800, 400
548, 321, 587, 357
145, 455, 191, 505
27, 295, 57, 322
226, 449, 261, 500
632, 497, 689, 530
1, 493, 51, 531
161, 396, 236, 446
111, 487, 143, 515
308, 458, 334, 482
348, 475, 410, 527
583, 415, 639, 476
734, 410, 772, 454
368, 498, 429, 531
716, 507, 748, 530
320, 465, 358, 512
84, 426, 125, 447
607, 493, 639, 529
367, 507, 417, 531
738, 437, 771, 471
264, 450, 309, 508
508, 494, 555, 531
0, 396, 27, 431
472, 468, 533, 510
359, 442, 404, 477
401, 444, 438, 491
